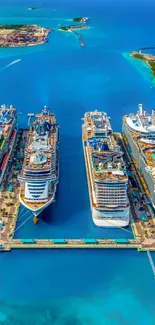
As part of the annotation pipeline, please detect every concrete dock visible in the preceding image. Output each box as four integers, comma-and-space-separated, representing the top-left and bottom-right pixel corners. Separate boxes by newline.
0, 129, 27, 247
3, 238, 141, 251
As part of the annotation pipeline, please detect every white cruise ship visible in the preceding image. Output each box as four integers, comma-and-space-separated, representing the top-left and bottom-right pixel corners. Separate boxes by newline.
18, 107, 59, 218
0, 105, 18, 186
82, 110, 130, 227
123, 104, 155, 209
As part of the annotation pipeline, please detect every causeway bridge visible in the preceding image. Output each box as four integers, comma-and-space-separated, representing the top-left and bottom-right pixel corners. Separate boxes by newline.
1, 238, 143, 251
138, 47, 155, 53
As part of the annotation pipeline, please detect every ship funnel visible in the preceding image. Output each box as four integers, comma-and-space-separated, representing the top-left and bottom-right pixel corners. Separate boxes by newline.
138, 104, 143, 115
152, 109, 155, 117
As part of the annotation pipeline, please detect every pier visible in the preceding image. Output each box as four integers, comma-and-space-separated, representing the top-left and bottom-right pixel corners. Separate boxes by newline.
0, 129, 27, 244
3, 238, 141, 251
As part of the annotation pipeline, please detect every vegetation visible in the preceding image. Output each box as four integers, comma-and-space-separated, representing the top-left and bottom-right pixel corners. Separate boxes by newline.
0, 135, 4, 148
59, 26, 70, 31
73, 17, 83, 22
0, 24, 28, 30
132, 52, 155, 78
132, 53, 144, 60
148, 60, 155, 77
59, 25, 86, 31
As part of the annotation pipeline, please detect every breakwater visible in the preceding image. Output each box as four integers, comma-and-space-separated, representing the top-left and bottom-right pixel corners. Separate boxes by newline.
72, 30, 85, 47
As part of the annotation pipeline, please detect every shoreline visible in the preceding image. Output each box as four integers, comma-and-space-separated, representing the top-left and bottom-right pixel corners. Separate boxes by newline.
58, 25, 90, 47
0, 24, 51, 48
58, 26, 90, 32
130, 52, 155, 77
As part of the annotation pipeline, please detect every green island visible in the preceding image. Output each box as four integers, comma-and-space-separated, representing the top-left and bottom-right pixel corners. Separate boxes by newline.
58, 25, 89, 32
58, 24, 89, 47
73, 17, 88, 23
0, 24, 51, 48
0, 24, 27, 30
131, 52, 155, 77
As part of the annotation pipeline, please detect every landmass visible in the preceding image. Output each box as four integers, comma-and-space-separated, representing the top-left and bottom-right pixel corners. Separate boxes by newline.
73, 17, 89, 23
0, 24, 51, 47
58, 16, 90, 48
58, 25, 89, 32
131, 51, 155, 77
58, 25, 89, 47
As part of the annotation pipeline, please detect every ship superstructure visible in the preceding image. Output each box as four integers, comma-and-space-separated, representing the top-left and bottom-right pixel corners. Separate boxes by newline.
0, 104, 18, 185
123, 104, 155, 209
18, 106, 59, 217
82, 110, 129, 227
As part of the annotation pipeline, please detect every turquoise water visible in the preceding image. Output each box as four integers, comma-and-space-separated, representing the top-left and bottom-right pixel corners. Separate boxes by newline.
0, 0, 155, 324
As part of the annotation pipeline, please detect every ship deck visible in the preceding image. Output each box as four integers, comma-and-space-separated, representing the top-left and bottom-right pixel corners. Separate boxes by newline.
83, 117, 128, 184
20, 191, 54, 210
21, 113, 57, 173
124, 115, 155, 168
82, 124, 128, 212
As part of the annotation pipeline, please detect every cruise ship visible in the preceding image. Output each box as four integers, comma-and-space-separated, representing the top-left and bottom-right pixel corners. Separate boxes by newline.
82, 111, 130, 227
0, 105, 18, 185
18, 107, 59, 218
123, 104, 155, 209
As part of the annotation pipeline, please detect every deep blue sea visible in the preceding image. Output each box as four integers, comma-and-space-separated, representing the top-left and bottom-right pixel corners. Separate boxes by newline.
0, 0, 155, 324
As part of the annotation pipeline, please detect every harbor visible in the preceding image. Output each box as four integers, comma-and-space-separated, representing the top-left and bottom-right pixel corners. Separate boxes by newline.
0, 130, 155, 252
0, 117, 155, 252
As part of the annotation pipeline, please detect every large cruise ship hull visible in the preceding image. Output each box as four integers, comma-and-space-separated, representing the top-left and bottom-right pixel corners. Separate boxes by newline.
82, 128, 130, 228
18, 109, 59, 222
92, 207, 130, 227
123, 119, 155, 207
19, 187, 56, 217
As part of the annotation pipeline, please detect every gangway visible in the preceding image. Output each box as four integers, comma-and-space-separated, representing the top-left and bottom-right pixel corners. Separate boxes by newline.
27, 113, 34, 126
147, 250, 155, 278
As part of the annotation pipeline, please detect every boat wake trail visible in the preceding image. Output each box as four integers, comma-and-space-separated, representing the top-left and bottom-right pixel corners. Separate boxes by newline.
0, 58, 21, 71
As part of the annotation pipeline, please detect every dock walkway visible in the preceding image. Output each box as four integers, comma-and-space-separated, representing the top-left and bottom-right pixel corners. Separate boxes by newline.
2, 238, 142, 251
